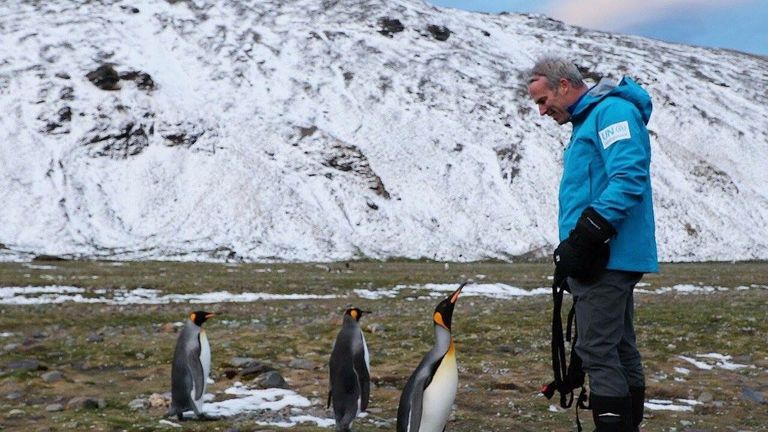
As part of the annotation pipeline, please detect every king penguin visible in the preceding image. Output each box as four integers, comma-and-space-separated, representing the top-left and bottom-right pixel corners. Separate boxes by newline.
328, 307, 371, 432
167, 310, 215, 420
397, 283, 465, 432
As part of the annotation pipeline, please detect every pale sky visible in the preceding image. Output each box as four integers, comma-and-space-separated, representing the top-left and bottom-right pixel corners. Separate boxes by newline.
427, 0, 768, 56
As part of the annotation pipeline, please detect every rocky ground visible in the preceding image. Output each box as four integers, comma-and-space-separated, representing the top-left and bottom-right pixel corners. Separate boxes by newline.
0, 261, 766, 431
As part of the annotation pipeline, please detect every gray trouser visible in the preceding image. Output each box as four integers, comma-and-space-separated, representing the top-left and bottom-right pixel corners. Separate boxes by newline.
569, 270, 645, 397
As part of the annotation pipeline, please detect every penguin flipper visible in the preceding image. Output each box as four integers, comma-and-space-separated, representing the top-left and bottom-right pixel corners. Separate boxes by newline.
353, 350, 370, 411
398, 368, 428, 432
187, 347, 205, 400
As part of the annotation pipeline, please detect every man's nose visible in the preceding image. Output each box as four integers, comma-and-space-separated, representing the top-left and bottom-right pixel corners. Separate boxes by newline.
539, 105, 548, 116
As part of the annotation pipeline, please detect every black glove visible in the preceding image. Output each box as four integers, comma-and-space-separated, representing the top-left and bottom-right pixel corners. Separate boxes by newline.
554, 207, 617, 283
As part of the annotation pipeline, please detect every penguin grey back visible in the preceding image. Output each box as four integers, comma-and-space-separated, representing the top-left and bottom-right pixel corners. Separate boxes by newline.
328, 308, 370, 432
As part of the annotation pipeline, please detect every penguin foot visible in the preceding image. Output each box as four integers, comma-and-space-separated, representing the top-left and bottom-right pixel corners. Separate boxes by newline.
197, 413, 220, 421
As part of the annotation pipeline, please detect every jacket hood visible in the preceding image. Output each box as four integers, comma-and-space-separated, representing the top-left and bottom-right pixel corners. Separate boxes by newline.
571, 76, 652, 124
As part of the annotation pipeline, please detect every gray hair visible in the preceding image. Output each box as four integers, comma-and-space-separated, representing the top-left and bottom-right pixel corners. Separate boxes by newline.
528, 56, 585, 90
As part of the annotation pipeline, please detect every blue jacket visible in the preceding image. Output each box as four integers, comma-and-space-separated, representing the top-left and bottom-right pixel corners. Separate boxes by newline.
559, 77, 658, 273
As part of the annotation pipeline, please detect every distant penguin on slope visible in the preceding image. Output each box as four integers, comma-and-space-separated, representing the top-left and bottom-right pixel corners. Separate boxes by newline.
328, 307, 371, 432
397, 283, 465, 432
167, 310, 215, 421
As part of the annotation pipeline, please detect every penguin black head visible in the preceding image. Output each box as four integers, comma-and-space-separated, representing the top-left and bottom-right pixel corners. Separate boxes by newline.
344, 307, 371, 322
432, 283, 465, 330
190, 311, 215, 326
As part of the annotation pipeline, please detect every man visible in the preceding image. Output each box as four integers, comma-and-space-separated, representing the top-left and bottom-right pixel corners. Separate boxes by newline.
527, 56, 658, 432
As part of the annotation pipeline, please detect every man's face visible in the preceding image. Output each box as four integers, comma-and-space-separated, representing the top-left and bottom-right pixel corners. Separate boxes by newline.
528, 76, 572, 125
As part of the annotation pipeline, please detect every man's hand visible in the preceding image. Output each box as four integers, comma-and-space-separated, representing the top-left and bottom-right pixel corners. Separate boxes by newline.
554, 207, 617, 282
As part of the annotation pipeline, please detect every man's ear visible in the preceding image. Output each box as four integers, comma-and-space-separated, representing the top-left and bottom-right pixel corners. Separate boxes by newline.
559, 78, 570, 93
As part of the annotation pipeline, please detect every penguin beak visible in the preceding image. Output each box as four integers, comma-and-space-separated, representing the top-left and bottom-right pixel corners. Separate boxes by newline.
450, 283, 466, 304
205, 312, 216, 319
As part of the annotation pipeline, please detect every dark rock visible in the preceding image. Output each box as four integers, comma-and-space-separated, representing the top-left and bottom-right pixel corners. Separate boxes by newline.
228, 357, 256, 368
491, 381, 520, 390
46, 403, 64, 412
55, 72, 70, 80
86, 64, 121, 90
224, 369, 239, 379
378, 18, 404, 37
741, 387, 766, 404
288, 358, 316, 370
66, 396, 106, 410
6, 391, 23, 400
119, 70, 155, 90
41, 370, 64, 383
367, 323, 385, 334
128, 398, 149, 410
33, 254, 67, 262
58, 106, 72, 122
86, 122, 149, 158
252, 371, 288, 389
427, 24, 451, 41
86, 333, 103, 343
7, 359, 45, 372
240, 362, 277, 378
60, 87, 74, 100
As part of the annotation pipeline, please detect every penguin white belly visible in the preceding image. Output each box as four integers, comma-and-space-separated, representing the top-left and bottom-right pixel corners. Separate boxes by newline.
359, 331, 370, 414
193, 331, 211, 412
418, 350, 458, 432
361, 332, 370, 371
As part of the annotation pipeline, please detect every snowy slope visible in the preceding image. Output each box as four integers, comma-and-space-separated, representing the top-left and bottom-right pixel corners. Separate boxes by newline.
1, 0, 766, 262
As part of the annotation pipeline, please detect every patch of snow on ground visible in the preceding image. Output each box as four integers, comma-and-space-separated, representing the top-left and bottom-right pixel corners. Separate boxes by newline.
183, 383, 333, 428
645, 399, 698, 412
679, 353, 749, 371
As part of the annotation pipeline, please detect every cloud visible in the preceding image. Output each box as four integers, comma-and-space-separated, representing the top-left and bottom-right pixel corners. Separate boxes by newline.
544, 0, 751, 31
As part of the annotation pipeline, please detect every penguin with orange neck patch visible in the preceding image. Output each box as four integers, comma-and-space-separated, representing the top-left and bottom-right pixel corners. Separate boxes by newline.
168, 310, 215, 420
397, 283, 465, 432
328, 307, 371, 432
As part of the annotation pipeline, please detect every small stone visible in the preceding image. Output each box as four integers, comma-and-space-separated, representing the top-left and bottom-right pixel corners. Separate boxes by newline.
86, 333, 103, 343
6, 391, 23, 400
7, 409, 24, 418
741, 387, 765, 404
128, 398, 149, 410
367, 323, 385, 334
7, 359, 44, 371
41, 370, 64, 383
240, 362, 276, 378
46, 403, 64, 412
697, 391, 713, 403
160, 322, 176, 333
229, 357, 256, 368
288, 359, 316, 370
148, 392, 170, 408
135, 352, 146, 360
3, 343, 19, 352
66, 396, 106, 410
253, 371, 288, 389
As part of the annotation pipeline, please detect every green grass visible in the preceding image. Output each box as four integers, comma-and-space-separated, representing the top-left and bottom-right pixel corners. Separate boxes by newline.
0, 261, 766, 431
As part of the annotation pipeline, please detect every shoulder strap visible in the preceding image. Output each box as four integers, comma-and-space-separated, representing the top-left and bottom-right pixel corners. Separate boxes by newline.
541, 279, 589, 431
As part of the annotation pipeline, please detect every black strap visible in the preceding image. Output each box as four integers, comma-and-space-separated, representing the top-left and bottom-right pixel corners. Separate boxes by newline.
541, 279, 589, 431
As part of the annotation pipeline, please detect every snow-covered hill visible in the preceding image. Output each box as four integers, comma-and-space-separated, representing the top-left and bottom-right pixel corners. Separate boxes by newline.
1, 0, 766, 262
